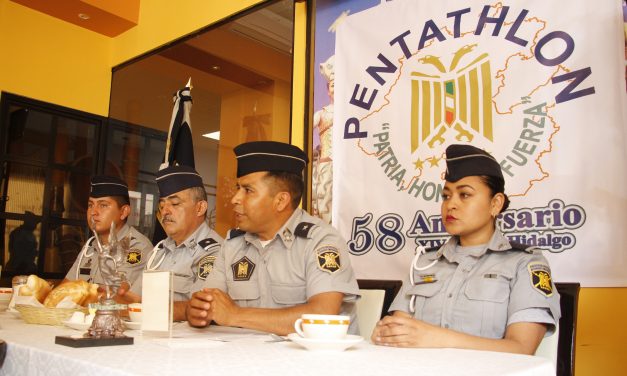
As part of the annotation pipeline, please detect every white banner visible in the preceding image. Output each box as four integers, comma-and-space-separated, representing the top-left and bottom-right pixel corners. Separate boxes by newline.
333, 0, 627, 286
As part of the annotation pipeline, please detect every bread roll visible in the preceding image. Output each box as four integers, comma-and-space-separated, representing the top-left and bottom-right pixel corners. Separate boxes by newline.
19, 275, 52, 303
43, 280, 100, 308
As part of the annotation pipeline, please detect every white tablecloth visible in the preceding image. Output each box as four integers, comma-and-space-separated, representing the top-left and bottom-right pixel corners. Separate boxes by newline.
0, 312, 554, 376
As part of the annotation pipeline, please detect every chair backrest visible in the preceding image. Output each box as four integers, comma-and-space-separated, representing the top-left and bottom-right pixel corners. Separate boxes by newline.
535, 322, 560, 369
356, 289, 385, 338
555, 282, 580, 376
534, 282, 580, 376
356, 279, 402, 317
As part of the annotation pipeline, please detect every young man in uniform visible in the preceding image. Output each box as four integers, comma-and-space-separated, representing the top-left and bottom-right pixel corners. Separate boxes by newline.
186, 141, 360, 335
119, 165, 223, 321
65, 175, 152, 290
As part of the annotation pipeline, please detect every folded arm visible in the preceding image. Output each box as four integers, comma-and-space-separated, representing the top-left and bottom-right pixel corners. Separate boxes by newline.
372, 311, 547, 355
187, 288, 344, 335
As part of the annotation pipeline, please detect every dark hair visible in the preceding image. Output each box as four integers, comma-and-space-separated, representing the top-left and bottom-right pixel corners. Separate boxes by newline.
110, 195, 130, 208
264, 171, 304, 209
479, 176, 510, 213
189, 186, 208, 203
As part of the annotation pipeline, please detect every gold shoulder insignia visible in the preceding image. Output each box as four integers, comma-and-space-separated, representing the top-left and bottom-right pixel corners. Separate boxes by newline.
126, 249, 142, 265
198, 254, 217, 280
528, 262, 553, 297
316, 246, 341, 273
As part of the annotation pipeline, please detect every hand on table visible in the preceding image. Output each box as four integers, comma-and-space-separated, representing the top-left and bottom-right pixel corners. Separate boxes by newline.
187, 288, 214, 327
372, 314, 439, 348
187, 288, 239, 328
111, 281, 141, 304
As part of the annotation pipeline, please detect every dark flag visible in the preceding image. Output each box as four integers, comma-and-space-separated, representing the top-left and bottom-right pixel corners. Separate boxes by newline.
152, 78, 196, 244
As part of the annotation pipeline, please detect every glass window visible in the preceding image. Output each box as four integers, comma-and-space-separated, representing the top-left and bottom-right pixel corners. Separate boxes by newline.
4, 106, 50, 163
2, 218, 41, 275
109, 0, 295, 237
0, 93, 101, 280
103, 120, 167, 238
2, 161, 46, 216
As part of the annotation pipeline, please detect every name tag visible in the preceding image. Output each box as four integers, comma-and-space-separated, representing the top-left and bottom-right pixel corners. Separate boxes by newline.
415, 274, 437, 284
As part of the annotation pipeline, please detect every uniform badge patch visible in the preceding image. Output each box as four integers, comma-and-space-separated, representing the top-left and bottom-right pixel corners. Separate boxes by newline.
232, 256, 255, 281
126, 250, 142, 265
316, 247, 341, 273
416, 274, 437, 284
198, 255, 216, 280
528, 262, 553, 297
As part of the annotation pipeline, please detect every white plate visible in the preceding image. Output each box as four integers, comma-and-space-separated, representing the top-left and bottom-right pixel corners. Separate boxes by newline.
287, 333, 363, 352
124, 321, 141, 330
63, 320, 92, 331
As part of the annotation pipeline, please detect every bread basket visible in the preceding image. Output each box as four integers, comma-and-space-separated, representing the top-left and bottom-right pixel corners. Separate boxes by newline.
15, 304, 89, 326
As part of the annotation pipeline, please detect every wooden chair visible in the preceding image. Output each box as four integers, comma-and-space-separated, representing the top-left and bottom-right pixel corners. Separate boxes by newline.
555, 282, 580, 376
535, 282, 580, 376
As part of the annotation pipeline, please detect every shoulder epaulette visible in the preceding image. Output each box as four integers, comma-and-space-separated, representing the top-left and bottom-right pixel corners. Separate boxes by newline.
509, 241, 534, 253
227, 228, 246, 240
198, 237, 220, 250
294, 222, 317, 238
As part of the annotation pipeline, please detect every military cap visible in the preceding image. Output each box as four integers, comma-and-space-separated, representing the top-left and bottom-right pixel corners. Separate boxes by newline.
90, 175, 129, 199
444, 144, 504, 182
234, 141, 308, 177
156, 165, 203, 197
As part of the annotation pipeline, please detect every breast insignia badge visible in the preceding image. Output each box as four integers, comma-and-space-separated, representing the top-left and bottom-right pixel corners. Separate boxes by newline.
232, 256, 256, 281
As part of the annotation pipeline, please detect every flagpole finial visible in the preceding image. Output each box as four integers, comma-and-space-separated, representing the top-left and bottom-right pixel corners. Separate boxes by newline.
186, 77, 193, 90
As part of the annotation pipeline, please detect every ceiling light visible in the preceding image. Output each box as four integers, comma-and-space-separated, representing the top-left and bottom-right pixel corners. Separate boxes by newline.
78, 13, 90, 20
202, 131, 220, 141
211, 65, 221, 71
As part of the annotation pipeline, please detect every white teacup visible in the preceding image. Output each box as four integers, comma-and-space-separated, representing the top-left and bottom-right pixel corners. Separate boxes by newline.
294, 314, 350, 340
128, 303, 142, 322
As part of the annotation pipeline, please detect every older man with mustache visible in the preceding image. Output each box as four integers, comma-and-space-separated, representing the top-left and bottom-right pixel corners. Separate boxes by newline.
118, 165, 223, 321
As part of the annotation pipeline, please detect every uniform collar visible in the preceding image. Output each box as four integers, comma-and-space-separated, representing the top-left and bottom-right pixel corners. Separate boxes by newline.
242, 208, 304, 249
164, 222, 208, 253
117, 222, 131, 239
91, 222, 131, 248
439, 230, 513, 262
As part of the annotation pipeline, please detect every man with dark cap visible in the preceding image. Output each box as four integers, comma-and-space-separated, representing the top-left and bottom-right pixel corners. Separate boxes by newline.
186, 141, 360, 335
65, 175, 152, 290
120, 165, 223, 321
373, 144, 560, 354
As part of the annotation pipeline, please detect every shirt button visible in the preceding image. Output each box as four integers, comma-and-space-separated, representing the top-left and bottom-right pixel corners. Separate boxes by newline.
448, 293, 453, 298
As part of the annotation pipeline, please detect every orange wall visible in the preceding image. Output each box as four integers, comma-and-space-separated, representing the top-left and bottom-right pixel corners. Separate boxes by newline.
110, 0, 264, 68
1, 1, 625, 374
0, 0, 112, 115
574, 288, 627, 375
0, 0, 266, 116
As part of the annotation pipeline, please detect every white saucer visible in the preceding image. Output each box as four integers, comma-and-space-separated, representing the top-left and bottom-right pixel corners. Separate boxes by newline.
62, 320, 92, 331
124, 321, 141, 330
287, 333, 363, 351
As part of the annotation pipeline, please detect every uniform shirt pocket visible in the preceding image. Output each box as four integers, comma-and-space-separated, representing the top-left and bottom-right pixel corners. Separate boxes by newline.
270, 283, 307, 307
463, 275, 510, 338
226, 280, 260, 307
172, 274, 193, 299
407, 282, 445, 323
